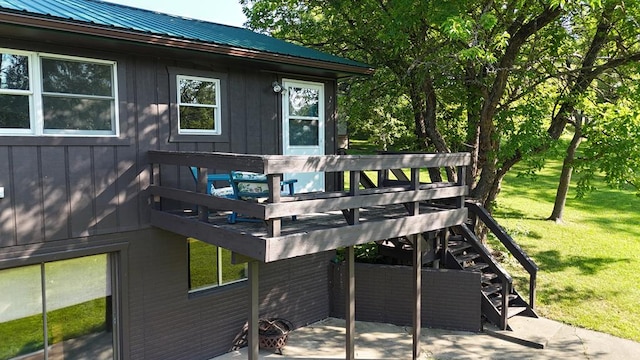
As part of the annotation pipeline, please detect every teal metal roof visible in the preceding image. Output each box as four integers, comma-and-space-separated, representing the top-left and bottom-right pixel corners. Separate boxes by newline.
0, 0, 371, 72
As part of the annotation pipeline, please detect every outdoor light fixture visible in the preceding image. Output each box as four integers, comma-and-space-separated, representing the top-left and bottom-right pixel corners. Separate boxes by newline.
272, 81, 284, 93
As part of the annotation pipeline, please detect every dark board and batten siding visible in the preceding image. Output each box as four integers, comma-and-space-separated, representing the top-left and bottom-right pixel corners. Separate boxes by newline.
330, 262, 482, 332
0, 36, 338, 246
0, 33, 338, 360
127, 228, 333, 359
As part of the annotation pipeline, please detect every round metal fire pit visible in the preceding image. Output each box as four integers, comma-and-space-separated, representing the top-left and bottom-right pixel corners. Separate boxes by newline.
259, 318, 292, 354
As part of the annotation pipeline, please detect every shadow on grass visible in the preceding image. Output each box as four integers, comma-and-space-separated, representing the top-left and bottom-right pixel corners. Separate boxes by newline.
538, 284, 618, 304
492, 205, 527, 219
534, 250, 632, 275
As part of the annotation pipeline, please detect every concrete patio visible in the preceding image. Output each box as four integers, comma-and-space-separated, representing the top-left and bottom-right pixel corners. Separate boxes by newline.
212, 317, 640, 360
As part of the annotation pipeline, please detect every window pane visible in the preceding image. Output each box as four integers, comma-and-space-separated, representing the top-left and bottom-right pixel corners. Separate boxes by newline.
288, 87, 319, 117
179, 78, 216, 105
44, 254, 113, 360
41, 58, 112, 96
189, 239, 218, 290
43, 96, 113, 131
179, 105, 216, 131
0, 94, 30, 128
0, 53, 29, 90
220, 248, 247, 285
289, 119, 319, 146
0, 265, 45, 360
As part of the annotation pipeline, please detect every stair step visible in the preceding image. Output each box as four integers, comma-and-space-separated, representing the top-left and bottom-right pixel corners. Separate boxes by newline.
481, 283, 503, 296
482, 272, 498, 283
506, 306, 529, 318
466, 262, 489, 272
449, 234, 464, 241
490, 294, 519, 308
456, 253, 481, 263
449, 245, 472, 255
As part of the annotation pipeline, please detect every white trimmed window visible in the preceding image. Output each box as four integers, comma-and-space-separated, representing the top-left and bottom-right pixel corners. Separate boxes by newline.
177, 75, 221, 135
0, 48, 118, 136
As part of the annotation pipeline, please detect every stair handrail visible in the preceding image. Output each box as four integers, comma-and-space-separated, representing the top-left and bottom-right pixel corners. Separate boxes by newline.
465, 201, 538, 309
456, 223, 512, 330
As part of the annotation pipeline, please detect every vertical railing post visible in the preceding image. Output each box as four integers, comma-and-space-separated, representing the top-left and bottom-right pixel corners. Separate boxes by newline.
151, 163, 161, 210
267, 174, 282, 237
196, 167, 209, 222
530, 273, 536, 309
456, 165, 466, 209
501, 280, 510, 330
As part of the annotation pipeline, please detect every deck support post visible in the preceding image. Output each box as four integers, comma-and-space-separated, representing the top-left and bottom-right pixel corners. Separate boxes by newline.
248, 260, 259, 360
410, 167, 421, 359
345, 169, 360, 360
345, 245, 355, 360
412, 234, 422, 360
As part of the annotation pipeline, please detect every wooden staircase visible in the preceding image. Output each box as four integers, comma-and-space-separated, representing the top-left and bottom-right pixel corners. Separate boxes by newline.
443, 223, 537, 330
355, 166, 538, 330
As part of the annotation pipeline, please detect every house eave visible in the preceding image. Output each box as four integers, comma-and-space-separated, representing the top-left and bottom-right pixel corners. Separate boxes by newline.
0, 11, 375, 77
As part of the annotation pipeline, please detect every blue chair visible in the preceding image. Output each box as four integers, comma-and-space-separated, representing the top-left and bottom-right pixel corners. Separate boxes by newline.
189, 167, 235, 198
228, 171, 297, 223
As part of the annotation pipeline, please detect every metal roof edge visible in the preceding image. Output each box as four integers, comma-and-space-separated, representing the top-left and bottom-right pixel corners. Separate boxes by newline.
0, 9, 374, 76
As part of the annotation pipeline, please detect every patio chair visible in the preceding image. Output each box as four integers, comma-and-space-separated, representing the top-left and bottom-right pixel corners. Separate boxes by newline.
228, 171, 297, 223
189, 167, 235, 198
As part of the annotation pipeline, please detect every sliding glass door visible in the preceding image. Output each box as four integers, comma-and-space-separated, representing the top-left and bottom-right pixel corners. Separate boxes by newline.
0, 254, 116, 360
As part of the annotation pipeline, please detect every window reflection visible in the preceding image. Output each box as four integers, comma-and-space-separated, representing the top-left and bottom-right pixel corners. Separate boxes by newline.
288, 87, 319, 117
289, 119, 319, 146
0, 254, 115, 360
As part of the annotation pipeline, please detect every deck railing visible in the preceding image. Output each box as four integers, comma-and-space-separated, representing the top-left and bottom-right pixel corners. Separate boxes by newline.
147, 150, 472, 261
466, 201, 538, 310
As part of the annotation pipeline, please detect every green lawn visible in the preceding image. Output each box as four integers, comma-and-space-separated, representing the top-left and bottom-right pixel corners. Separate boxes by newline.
493, 160, 640, 342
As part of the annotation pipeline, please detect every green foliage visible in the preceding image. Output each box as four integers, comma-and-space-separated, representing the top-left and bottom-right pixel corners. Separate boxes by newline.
334, 242, 382, 264
243, 0, 640, 204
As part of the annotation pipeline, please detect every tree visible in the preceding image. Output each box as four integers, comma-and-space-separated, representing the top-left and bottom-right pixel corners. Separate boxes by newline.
241, 0, 640, 211
548, 112, 585, 223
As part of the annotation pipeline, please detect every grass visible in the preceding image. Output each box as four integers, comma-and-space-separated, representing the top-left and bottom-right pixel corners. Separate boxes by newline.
493, 159, 640, 342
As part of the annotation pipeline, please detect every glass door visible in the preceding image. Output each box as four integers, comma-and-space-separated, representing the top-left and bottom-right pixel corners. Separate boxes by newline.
282, 79, 325, 193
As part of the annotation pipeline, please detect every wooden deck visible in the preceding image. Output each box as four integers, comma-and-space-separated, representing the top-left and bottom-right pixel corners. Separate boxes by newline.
151, 203, 467, 262
148, 151, 471, 262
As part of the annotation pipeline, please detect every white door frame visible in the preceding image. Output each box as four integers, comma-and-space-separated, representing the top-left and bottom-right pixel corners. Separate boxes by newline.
281, 78, 325, 192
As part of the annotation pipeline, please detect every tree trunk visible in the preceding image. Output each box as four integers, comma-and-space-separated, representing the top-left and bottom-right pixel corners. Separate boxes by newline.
548, 119, 583, 223
409, 77, 455, 183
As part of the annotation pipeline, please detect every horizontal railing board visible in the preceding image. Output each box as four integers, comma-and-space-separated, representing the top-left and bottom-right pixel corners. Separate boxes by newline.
149, 150, 471, 174
264, 186, 468, 219
148, 185, 265, 218
150, 183, 467, 221
263, 153, 471, 173
149, 151, 267, 173
265, 208, 467, 262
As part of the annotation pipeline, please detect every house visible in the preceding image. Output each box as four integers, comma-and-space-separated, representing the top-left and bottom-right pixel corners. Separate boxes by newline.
0, 1, 537, 360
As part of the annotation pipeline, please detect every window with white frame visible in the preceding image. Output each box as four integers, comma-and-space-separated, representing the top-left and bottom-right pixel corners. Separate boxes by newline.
177, 75, 221, 135
188, 238, 247, 292
0, 48, 118, 136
